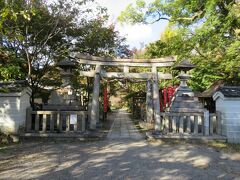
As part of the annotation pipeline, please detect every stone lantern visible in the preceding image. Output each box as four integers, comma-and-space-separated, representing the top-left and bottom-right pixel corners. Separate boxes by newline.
170, 60, 203, 112
57, 59, 78, 105
174, 60, 196, 97
58, 59, 76, 86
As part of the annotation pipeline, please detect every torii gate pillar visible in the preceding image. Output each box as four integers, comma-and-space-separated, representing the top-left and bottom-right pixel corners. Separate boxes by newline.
152, 66, 162, 131
146, 79, 153, 122
90, 65, 101, 129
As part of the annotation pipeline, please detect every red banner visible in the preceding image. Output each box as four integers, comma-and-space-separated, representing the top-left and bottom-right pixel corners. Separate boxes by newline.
103, 88, 108, 113
163, 88, 167, 108
159, 89, 163, 112
168, 86, 175, 103
160, 86, 176, 112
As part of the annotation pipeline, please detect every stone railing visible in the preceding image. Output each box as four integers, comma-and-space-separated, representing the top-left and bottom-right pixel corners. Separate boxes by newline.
26, 108, 87, 133
160, 111, 222, 136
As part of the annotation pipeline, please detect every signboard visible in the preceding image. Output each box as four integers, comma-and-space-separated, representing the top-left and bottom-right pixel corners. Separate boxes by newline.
70, 114, 77, 124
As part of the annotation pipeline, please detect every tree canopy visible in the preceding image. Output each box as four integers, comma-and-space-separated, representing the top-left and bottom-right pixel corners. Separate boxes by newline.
0, 0, 130, 105
119, 0, 240, 91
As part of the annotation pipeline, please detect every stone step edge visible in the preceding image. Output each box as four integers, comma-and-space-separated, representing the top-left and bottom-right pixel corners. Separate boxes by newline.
146, 132, 227, 142
19, 132, 105, 141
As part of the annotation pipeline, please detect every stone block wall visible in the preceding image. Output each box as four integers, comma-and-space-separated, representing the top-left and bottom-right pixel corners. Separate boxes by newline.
0, 88, 31, 134
217, 99, 240, 143
213, 90, 240, 143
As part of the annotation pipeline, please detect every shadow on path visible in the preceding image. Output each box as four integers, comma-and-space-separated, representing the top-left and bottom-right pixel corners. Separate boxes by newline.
0, 110, 240, 179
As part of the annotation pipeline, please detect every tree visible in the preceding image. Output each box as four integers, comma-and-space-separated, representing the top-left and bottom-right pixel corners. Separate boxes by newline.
119, 0, 240, 91
0, 0, 76, 105
69, 18, 130, 57
0, 0, 34, 81
0, 0, 131, 106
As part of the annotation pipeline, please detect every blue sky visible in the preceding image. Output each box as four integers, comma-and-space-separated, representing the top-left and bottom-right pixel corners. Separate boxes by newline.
96, 0, 168, 49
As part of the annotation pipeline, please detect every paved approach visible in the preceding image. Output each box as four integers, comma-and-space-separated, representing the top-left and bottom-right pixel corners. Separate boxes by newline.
107, 109, 142, 140
0, 110, 240, 180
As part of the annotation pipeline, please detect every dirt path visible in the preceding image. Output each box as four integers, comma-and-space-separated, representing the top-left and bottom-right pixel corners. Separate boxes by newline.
0, 110, 240, 180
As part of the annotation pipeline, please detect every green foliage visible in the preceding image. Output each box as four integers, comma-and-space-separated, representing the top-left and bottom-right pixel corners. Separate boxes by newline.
120, 0, 240, 91
0, 65, 23, 81
144, 26, 190, 59
0, 0, 130, 105
70, 18, 128, 57
118, 4, 145, 24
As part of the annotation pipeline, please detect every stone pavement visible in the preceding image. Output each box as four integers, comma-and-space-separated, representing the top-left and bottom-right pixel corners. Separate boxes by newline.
0, 110, 240, 180
107, 109, 142, 140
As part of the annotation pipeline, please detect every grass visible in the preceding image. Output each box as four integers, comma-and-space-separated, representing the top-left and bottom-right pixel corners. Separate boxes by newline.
0, 144, 8, 153
131, 118, 149, 135
205, 141, 240, 153
133, 121, 146, 134
148, 138, 240, 153
148, 139, 191, 146
0, 141, 17, 153
129, 117, 240, 153
0, 131, 20, 153
130, 116, 240, 153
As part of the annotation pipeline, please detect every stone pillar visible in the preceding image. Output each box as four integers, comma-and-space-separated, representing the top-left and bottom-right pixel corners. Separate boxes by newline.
90, 65, 101, 129
152, 66, 161, 131
204, 109, 210, 136
146, 79, 153, 122
123, 66, 129, 73
88, 97, 92, 122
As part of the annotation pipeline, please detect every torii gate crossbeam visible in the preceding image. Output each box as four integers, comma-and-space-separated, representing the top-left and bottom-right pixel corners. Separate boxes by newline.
76, 54, 177, 131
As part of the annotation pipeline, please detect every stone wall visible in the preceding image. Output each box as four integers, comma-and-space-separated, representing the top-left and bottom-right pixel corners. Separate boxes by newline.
213, 91, 240, 143
0, 88, 31, 134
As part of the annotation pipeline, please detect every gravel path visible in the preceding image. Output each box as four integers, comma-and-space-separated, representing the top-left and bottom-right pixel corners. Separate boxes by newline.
0, 110, 240, 180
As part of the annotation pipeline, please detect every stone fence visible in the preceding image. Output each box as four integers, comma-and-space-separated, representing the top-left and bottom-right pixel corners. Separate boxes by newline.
26, 108, 87, 133
159, 111, 221, 136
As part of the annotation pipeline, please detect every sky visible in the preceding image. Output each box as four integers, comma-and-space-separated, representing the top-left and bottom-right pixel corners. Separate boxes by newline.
95, 0, 168, 49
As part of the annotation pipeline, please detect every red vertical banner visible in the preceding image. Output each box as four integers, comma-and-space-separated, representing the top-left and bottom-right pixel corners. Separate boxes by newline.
103, 87, 108, 113
168, 86, 174, 103
159, 89, 163, 112
163, 88, 167, 109
167, 87, 170, 104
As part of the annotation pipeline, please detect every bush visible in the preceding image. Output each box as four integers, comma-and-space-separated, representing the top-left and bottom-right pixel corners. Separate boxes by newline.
0, 130, 13, 144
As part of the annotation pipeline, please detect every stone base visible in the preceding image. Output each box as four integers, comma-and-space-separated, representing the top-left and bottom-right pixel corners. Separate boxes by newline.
96, 122, 103, 128
19, 131, 104, 141
227, 137, 240, 144
146, 131, 227, 142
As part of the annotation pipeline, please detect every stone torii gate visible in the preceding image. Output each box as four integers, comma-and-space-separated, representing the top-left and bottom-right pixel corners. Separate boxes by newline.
76, 54, 176, 131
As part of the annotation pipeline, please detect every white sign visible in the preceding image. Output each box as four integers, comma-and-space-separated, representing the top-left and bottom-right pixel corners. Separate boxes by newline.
70, 114, 77, 124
